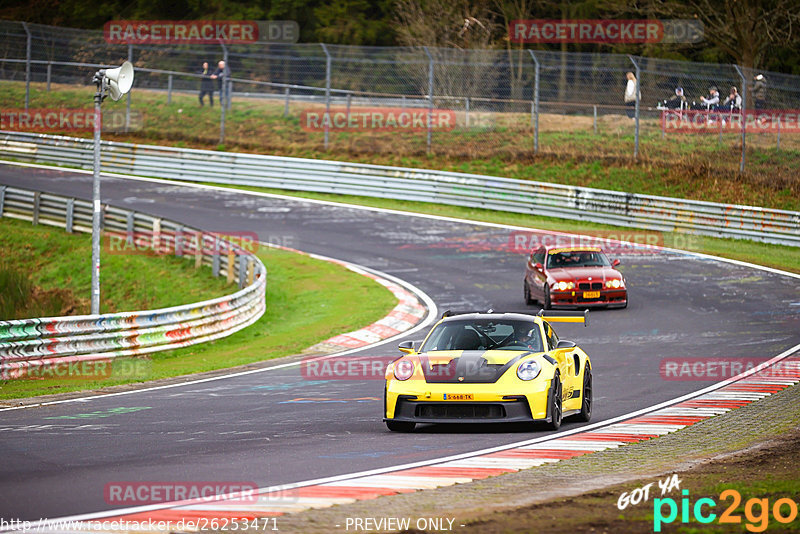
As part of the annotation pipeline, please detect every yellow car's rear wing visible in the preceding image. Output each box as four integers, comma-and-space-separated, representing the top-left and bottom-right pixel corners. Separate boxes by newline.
537, 309, 589, 327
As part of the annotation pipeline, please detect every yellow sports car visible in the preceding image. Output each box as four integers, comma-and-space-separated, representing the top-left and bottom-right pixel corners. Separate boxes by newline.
384, 310, 591, 432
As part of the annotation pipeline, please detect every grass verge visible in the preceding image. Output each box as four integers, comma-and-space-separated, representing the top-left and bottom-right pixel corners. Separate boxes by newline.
0, 219, 397, 400
1, 81, 798, 211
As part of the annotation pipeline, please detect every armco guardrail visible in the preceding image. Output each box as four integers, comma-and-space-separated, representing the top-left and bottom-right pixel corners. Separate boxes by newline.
0, 185, 266, 378
1, 131, 799, 247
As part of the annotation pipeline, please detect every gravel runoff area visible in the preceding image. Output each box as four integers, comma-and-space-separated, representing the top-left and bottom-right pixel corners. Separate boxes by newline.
272, 382, 800, 534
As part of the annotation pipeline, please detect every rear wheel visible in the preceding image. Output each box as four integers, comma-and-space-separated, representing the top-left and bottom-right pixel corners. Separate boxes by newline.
576, 363, 592, 422
545, 373, 562, 430
386, 420, 415, 432
524, 280, 535, 305
543, 285, 552, 310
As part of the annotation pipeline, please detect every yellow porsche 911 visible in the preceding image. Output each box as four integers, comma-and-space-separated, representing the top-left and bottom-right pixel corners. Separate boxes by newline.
384, 310, 592, 432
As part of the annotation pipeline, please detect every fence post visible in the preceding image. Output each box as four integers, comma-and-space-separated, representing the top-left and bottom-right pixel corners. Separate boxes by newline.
465, 97, 470, 128
46, 62, 51, 92
284, 87, 290, 117
212, 238, 221, 277
593, 105, 598, 134
528, 50, 540, 154
22, 22, 31, 110
776, 117, 781, 151
628, 55, 641, 159
167, 74, 172, 104
733, 64, 746, 173
320, 43, 331, 149
219, 42, 229, 144
238, 254, 246, 288
346, 92, 352, 123
423, 46, 434, 153
0, 185, 6, 217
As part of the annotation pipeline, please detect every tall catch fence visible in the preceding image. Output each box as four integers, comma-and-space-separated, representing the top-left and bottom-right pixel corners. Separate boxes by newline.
0, 20, 799, 170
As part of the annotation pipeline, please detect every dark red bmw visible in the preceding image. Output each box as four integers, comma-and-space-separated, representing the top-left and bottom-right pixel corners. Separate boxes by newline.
524, 245, 627, 309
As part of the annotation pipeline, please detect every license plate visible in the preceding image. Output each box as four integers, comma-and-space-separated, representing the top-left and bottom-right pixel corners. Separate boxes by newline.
443, 393, 474, 401
583, 291, 601, 299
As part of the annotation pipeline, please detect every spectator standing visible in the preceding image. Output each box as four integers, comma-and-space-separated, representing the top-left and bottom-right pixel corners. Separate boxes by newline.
213, 60, 231, 107
198, 62, 214, 107
752, 74, 767, 109
623, 71, 638, 118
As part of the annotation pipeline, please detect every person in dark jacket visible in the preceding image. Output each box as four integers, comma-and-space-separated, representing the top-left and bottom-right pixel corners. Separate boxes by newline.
752, 74, 767, 109
198, 62, 214, 107
213, 60, 230, 106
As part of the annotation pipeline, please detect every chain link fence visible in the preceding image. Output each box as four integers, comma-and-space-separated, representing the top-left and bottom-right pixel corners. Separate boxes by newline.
1, 20, 799, 172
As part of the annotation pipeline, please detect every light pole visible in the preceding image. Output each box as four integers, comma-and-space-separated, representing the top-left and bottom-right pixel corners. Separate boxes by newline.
90, 61, 134, 315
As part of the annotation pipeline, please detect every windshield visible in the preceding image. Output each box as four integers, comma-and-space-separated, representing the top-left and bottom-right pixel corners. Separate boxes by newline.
421, 319, 543, 352
547, 249, 610, 269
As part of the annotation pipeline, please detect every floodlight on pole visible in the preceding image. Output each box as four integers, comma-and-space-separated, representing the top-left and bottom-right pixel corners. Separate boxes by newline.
90, 61, 133, 315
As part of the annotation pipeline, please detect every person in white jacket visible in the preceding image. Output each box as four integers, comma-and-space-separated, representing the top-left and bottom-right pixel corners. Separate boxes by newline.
624, 72, 638, 118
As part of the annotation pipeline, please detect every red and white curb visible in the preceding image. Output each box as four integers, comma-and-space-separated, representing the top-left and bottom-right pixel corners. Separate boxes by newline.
30, 351, 800, 533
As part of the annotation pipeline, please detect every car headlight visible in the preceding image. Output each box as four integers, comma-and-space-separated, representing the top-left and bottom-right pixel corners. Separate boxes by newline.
556, 281, 575, 291
606, 279, 622, 289
393, 359, 414, 381
517, 360, 541, 381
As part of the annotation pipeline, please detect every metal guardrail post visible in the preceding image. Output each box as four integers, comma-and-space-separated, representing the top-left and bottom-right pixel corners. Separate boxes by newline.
66, 198, 74, 232
284, 87, 290, 117
175, 224, 184, 257
167, 74, 172, 104
238, 254, 246, 288
0, 185, 5, 217
212, 236, 221, 277
346, 92, 352, 123
465, 97, 470, 128
46, 62, 51, 92
423, 46, 434, 153
22, 22, 31, 110
629, 55, 640, 159
321, 43, 331, 150
593, 105, 597, 134
529, 50, 540, 154
32, 191, 40, 225
733, 64, 746, 173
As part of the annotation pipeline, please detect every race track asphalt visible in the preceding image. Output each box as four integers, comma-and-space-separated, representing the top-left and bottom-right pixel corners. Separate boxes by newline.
1, 164, 798, 521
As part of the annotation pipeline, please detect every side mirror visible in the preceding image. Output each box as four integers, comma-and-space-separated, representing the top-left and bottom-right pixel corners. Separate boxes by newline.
612, 259, 621, 267
556, 340, 577, 349
535, 262, 544, 272
398, 340, 416, 354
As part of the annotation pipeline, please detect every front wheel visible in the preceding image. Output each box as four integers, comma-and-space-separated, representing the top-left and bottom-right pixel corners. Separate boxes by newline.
386, 420, 415, 432
576, 363, 592, 422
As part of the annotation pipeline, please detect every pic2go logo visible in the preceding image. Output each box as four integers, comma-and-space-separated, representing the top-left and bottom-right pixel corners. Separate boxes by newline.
654, 489, 798, 532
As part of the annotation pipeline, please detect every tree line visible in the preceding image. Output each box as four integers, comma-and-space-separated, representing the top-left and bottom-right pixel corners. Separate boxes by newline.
2, 0, 798, 73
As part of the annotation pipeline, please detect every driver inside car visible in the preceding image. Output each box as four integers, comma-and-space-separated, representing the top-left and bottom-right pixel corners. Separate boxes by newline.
512, 324, 542, 351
